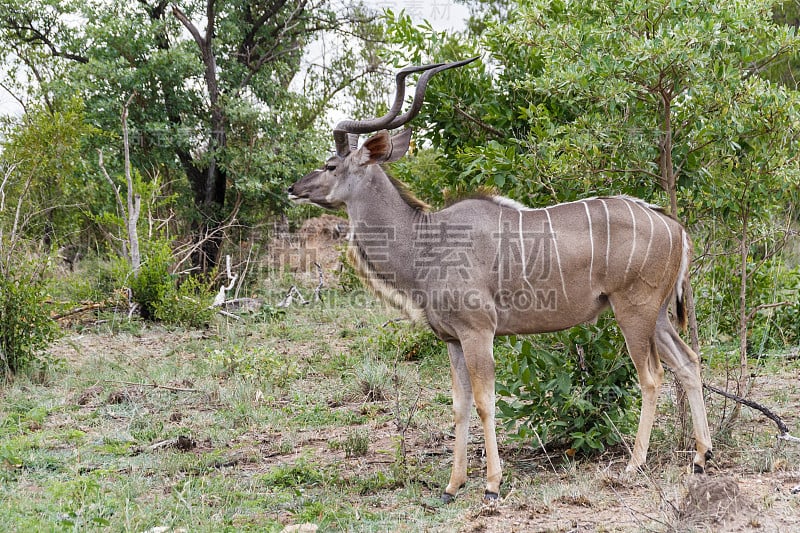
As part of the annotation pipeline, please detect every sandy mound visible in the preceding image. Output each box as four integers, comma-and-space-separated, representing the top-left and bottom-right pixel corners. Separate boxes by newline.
266, 215, 348, 277
679, 475, 752, 529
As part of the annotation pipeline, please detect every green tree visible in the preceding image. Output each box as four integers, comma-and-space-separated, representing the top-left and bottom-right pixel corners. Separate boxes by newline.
0, 98, 106, 249
0, 162, 60, 380
0, 0, 384, 272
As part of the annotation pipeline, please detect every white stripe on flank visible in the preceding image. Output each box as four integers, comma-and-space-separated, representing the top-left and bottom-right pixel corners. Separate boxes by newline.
632, 200, 655, 274
583, 201, 595, 292
519, 209, 535, 293
545, 209, 569, 303
599, 199, 611, 276
623, 199, 637, 276
497, 209, 504, 290
677, 230, 691, 301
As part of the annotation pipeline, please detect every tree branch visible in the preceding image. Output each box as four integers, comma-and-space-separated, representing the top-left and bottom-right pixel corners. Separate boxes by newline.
97, 149, 126, 218
171, 5, 205, 48
122, 93, 142, 273
0, 14, 88, 63
206, 0, 215, 38
0, 79, 27, 115
746, 301, 793, 324
704, 382, 790, 436
454, 105, 504, 137
237, 0, 290, 62
294, 65, 378, 129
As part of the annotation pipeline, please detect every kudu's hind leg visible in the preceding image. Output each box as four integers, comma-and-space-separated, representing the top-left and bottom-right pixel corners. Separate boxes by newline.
443, 341, 473, 501
612, 302, 663, 472
626, 336, 664, 471
655, 309, 713, 472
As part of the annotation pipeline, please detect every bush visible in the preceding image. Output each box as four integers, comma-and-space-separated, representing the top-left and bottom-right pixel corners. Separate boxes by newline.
695, 257, 800, 352
126, 239, 215, 327
495, 315, 639, 456
372, 324, 444, 361
127, 240, 173, 321
0, 263, 60, 379
152, 274, 216, 329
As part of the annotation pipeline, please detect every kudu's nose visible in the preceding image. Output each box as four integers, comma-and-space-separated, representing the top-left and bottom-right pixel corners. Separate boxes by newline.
287, 185, 294, 195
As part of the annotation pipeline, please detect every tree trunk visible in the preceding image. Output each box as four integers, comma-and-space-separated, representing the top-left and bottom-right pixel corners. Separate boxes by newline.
173, 3, 229, 274
658, 90, 691, 449
732, 206, 750, 421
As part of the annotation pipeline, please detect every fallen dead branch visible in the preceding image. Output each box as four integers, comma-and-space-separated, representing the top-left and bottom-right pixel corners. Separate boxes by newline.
704, 382, 799, 443
220, 297, 263, 313
103, 379, 199, 393
278, 285, 309, 307
278, 263, 325, 308
51, 302, 107, 321
148, 435, 196, 452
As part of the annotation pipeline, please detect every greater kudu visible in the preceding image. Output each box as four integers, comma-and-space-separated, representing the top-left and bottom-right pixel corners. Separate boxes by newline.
288, 59, 713, 502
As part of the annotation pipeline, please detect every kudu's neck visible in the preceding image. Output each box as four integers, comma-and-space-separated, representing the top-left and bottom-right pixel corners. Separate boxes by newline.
344, 167, 426, 304
346, 168, 423, 230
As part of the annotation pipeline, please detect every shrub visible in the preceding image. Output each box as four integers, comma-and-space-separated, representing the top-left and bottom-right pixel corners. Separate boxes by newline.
373, 325, 444, 361
125, 239, 215, 327
495, 315, 639, 456
128, 240, 174, 321
695, 257, 800, 351
0, 263, 60, 379
153, 273, 216, 328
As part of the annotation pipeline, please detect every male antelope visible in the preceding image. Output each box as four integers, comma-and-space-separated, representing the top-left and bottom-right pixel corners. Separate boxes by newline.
288, 59, 713, 502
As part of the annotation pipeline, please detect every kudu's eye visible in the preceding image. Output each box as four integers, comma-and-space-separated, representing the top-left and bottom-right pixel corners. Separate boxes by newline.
325, 164, 337, 172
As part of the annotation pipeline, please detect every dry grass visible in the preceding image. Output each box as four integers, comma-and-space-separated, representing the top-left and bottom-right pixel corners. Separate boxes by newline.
1, 296, 798, 531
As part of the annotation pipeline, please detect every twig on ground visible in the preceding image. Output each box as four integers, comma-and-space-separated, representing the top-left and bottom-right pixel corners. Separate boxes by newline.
219, 297, 263, 313
103, 379, 199, 393
277, 285, 309, 308
215, 309, 242, 320
148, 435, 196, 452
51, 302, 106, 321
313, 262, 324, 302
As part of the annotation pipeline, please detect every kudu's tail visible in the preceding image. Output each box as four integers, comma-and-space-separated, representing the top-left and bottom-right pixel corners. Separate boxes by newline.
675, 230, 692, 331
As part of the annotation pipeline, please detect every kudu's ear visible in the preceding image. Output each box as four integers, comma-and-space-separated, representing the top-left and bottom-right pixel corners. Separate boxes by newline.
358, 129, 412, 165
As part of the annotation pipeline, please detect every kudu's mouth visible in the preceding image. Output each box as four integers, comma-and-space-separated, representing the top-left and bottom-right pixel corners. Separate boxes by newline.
287, 187, 338, 210
287, 185, 306, 203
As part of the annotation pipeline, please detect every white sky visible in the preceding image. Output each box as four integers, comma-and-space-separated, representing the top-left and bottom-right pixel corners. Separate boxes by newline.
0, 1, 469, 119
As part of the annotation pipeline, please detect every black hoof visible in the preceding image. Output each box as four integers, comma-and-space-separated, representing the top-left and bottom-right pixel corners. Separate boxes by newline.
705, 449, 714, 461
441, 492, 456, 504
484, 491, 500, 501
693, 463, 705, 474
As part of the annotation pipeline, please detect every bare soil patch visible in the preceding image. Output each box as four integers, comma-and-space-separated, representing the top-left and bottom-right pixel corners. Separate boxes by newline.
39, 326, 800, 531
267, 214, 348, 278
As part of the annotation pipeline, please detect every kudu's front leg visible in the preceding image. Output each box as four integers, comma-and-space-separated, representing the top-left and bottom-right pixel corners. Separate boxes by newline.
443, 333, 501, 502
443, 341, 472, 502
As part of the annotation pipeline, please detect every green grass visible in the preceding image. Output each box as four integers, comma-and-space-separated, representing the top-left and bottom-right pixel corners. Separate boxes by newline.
1, 282, 798, 531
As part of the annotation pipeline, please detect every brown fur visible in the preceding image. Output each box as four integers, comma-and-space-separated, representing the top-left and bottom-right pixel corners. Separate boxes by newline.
386, 174, 430, 212
444, 186, 501, 207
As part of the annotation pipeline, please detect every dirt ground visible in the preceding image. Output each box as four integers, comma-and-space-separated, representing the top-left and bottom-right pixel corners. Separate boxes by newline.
46, 323, 800, 533
36, 216, 800, 531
